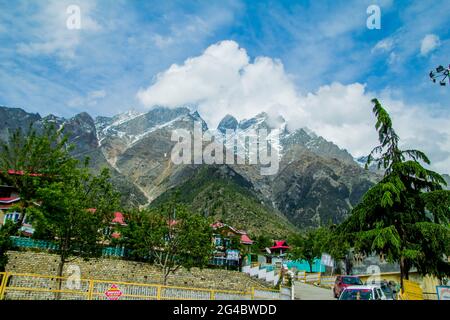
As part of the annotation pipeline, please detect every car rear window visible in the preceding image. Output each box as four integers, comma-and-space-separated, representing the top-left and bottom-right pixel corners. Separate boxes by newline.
342, 277, 363, 285
340, 289, 373, 300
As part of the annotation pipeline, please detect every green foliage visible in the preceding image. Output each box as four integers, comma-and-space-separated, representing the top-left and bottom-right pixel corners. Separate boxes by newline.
151, 166, 297, 237
0, 124, 79, 268
0, 221, 15, 271
289, 227, 328, 272
321, 225, 351, 264
0, 124, 77, 203
254, 234, 273, 253
0, 124, 79, 230
119, 204, 214, 284
340, 98, 450, 288
34, 166, 119, 270
421, 190, 450, 224
0, 124, 120, 277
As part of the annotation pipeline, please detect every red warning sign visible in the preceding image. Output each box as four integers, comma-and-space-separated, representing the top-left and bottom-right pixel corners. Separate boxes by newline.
105, 284, 122, 300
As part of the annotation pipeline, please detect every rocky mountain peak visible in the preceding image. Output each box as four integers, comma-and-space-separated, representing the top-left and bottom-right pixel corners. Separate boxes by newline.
72, 112, 95, 125
0, 105, 384, 230
217, 114, 238, 133
0, 106, 42, 141
42, 114, 64, 123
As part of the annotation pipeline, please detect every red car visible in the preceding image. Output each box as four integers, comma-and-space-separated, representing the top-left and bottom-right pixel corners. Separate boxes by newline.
333, 275, 363, 298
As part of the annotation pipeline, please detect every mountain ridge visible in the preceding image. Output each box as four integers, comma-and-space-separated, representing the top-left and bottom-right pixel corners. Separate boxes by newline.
0, 105, 386, 232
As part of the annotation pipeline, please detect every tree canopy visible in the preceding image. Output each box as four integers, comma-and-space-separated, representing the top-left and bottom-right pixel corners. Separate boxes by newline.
0, 124, 78, 232
118, 204, 213, 284
0, 124, 120, 277
289, 228, 328, 272
339, 98, 450, 290
34, 165, 119, 277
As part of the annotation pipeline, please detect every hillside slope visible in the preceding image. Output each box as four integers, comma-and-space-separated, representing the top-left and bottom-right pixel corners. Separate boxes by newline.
151, 166, 298, 237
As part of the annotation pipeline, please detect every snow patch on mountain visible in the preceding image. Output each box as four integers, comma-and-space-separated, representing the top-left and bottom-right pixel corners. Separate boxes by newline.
95, 109, 144, 145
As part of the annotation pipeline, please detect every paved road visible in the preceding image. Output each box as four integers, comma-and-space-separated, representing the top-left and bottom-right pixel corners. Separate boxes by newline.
293, 281, 335, 300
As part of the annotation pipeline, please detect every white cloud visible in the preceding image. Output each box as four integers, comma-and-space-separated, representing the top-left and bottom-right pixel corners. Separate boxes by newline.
420, 34, 440, 56
372, 38, 395, 53
137, 40, 450, 173
137, 40, 305, 127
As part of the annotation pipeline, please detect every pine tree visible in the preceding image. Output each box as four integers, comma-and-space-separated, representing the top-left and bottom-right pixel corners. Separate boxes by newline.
341, 99, 450, 291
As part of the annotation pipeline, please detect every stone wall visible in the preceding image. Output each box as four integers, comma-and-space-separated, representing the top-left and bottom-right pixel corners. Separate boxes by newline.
5, 250, 270, 291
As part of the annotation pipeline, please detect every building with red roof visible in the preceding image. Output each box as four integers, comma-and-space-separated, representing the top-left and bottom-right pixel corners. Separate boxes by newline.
0, 184, 22, 228
261, 239, 291, 265
211, 221, 254, 245
0, 170, 40, 232
210, 221, 253, 269
270, 240, 290, 251
6, 169, 42, 177
111, 212, 126, 226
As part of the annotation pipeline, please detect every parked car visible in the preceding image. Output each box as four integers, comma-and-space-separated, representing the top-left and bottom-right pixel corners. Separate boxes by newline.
365, 280, 397, 300
339, 285, 387, 300
333, 275, 363, 298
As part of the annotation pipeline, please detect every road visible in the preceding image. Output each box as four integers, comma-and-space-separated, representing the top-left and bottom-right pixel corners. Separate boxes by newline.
293, 281, 335, 300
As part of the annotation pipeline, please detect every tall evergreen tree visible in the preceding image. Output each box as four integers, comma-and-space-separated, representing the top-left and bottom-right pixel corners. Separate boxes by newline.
341, 99, 450, 291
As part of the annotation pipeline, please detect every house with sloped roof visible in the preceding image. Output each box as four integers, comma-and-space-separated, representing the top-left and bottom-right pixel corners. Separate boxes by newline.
0, 170, 42, 234
0, 184, 22, 224
210, 221, 253, 269
260, 239, 291, 267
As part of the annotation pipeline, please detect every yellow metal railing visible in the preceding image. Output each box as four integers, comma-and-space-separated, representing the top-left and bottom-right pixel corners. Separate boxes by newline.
296, 271, 307, 282
0, 272, 285, 300
398, 280, 423, 300
0, 272, 7, 299
319, 275, 337, 288
295, 272, 337, 288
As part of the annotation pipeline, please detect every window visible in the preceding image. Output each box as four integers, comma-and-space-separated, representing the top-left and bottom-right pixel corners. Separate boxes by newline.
4, 212, 20, 223
340, 289, 373, 300
0, 189, 12, 198
342, 277, 363, 285
214, 236, 222, 246
211, 257, 226, 266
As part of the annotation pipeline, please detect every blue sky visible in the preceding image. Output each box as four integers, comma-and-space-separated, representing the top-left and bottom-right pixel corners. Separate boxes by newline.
0, 0, 449, 172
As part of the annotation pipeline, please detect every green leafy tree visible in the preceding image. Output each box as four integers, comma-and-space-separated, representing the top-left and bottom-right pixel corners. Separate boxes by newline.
35, 165, 119, 280
0, 124, 78, 268
0, 124, 120, 299
0, 125, 76, 227
0, 221, 15, 271
120, 204, 213, 285
321, 225, 353, 274
341, 99, 450, 291
254, 234, 273, 253
289, 228, 326, 272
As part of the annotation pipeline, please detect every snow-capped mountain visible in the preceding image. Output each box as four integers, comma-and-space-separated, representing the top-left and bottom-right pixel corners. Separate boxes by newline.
213, 112, 355, 164
0, 105, 381, 230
